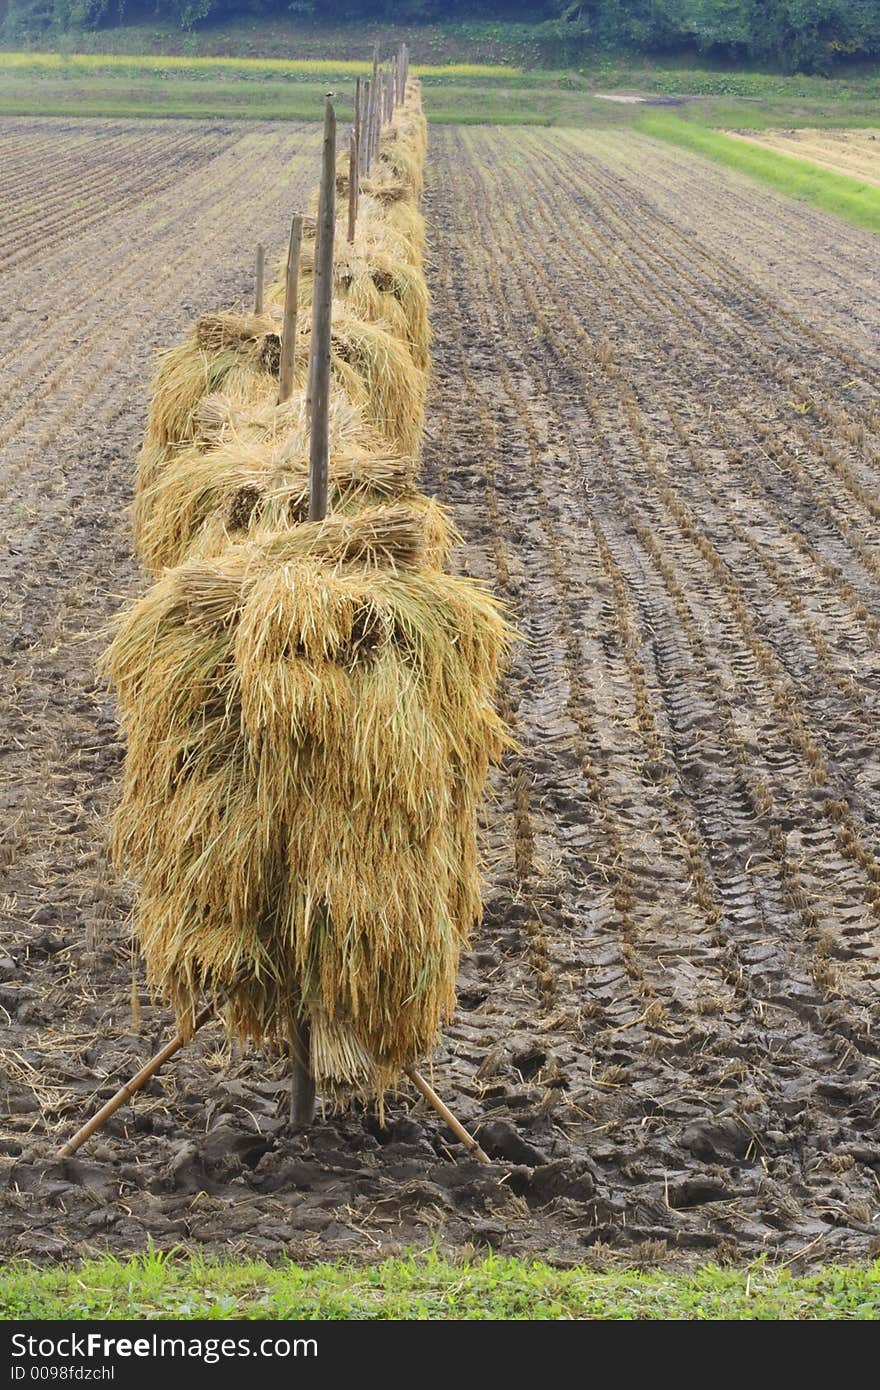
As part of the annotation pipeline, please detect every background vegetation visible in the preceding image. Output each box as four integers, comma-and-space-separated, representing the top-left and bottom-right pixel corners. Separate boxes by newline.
2, 2, 880, 76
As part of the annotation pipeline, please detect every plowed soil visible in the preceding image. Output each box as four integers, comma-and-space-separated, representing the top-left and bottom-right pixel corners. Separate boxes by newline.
2, 120, 880, 1269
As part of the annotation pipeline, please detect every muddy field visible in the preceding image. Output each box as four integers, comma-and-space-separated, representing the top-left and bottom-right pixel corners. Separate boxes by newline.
2, 118, 880, 1268
730, 126, 880, 185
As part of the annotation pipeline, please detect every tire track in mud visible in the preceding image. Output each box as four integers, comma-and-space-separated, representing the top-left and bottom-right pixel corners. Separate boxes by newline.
419, 124, 880, 1261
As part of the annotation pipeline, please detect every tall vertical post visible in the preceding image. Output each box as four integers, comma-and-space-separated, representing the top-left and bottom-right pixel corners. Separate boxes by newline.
308, 93, 336, 524
353, 74, 361, 172
347, 131, 358, 243
277, 215, 303, 405
289, 1019, 315, 1130
368, 42, 379, 168
254, 242, 264, 316
289, 98, 337, 1131
360, 78, 371, 174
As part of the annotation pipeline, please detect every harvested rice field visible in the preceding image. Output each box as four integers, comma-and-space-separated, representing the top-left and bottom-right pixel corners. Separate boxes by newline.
3, 117, 880, 1268
729, 126, 880, 185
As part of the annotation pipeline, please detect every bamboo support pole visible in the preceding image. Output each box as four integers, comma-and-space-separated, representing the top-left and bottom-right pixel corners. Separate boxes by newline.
56, 1005, 492, 1161
254, 242, 264, 316
405, 1066, 491, 1164
277, 214, 303, 405
58, 1000, 217, 1159
347, 131, 358, 243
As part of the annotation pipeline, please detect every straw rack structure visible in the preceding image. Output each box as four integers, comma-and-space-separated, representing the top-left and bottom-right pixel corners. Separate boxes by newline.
102, 63, 514, 1109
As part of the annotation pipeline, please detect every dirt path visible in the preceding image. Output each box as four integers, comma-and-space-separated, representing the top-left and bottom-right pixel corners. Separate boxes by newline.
2, 120, 880, 1268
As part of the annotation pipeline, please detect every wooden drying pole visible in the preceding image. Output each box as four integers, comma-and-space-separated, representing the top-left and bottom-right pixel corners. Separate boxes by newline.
367, 42, 379, 169
254, 243, 265, 316
277, 214, 304, 405
353, 74, 362, 181
284, 90, 339, 1129
348, 132, 358, 244
308, 92, 336, 525
360, 78, 371, 175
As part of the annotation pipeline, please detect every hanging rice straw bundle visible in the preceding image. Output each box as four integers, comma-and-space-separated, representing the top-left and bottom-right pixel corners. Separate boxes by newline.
134, 390, 453, 575
102, 505, 514, 1094
135, 391, 402, 572
145, 313, 282, 454
267, 205, 428, 365
329, 308, 427, 455
135, 302, 425, 525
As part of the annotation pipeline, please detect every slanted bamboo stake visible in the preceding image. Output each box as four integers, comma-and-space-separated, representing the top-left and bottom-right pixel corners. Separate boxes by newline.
347, 131, 358, 243
57, 1005, 493, 1161
405, 1066, 491, 1164
277, 213, 303, 405
58, 1000, 217, 1158
308, 94, 335, 524
254, 242, 265, 316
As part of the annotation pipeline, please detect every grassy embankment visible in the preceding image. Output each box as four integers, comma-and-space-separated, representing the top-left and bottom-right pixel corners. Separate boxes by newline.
638, 112, 880, 233
0, 50, 604, 124
2, 45, 880, 129
1, 1251, 879, 1320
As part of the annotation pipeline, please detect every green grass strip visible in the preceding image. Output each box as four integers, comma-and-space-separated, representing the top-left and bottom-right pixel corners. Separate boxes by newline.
638, 111, 880, 234
1, 1252, 879, 1320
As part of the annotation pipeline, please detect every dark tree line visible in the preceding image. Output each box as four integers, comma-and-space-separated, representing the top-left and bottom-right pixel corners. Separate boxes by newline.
5, 0, 880, 74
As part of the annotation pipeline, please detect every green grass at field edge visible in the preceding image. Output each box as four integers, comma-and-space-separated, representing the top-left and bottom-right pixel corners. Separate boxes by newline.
1, 1251, 879, 1320
638, 111, 880, 233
